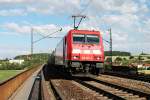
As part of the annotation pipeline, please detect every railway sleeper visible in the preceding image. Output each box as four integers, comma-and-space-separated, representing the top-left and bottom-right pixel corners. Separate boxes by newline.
90, 77, 150, 99
85, 81, 146, 100
71, 81, 111, 100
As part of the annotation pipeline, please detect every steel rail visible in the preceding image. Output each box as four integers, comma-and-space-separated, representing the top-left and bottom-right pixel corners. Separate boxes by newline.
75, 79, 124, 100
90, 76, 150, 99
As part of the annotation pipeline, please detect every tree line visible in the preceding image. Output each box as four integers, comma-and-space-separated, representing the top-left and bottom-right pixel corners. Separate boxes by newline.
105, 51, 131, 56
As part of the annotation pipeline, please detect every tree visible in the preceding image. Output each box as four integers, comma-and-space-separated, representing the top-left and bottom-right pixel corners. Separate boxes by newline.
129, 56, 134, 59
105, 57, 112, 62
115, 57, 122, 62
147, 57, 150, 59
123, 58, 127, 61
104, 51, 131, 56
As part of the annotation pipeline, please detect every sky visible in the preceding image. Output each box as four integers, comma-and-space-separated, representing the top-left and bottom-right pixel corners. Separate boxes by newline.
0, 0, 150, 59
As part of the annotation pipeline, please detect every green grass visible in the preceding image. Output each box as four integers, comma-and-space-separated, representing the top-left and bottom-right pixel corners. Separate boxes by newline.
0, 70, 22, 82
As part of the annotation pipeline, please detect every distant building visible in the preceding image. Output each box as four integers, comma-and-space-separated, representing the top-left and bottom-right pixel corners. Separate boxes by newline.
137, 64, 143, 68
143, 64, 150, 68
9, 60, 24, 64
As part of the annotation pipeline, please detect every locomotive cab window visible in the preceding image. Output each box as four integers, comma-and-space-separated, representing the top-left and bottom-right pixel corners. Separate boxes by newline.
86, 35, 99, 44
73, 34, 85, 43
73, 34, 99, 44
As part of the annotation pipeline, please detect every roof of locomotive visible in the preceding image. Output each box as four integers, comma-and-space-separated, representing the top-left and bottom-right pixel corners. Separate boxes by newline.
66, 29, 101, 36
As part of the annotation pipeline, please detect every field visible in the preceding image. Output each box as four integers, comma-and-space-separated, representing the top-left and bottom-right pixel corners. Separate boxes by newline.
0, 70, 22, 82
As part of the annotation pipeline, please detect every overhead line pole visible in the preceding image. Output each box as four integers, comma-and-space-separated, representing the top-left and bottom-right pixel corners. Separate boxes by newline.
109, 28, 112, 66
102, 29, 113, 66
31, 28, 33, 56
74, 16, 76, 29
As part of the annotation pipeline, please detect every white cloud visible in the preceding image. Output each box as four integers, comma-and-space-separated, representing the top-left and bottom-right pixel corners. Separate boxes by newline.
2, 23, 31, 34
0, 9, 26, 16
0, 0, 25, 3
1, 23, 57, 34
0, 0, 149, 16
1, 22, 74, 38
90, 0, 139, 14
0, 0, 81, 16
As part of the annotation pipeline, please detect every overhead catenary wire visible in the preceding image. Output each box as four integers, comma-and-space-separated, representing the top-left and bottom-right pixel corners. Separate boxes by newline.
30, 0, 93, 55
103, 38, 110, 43
48, 36, 63, 38
33, 28, 62, 43
67, 0, 93, 29
32, 26, 62, 38
78, 0, 93, 15
30, 27, 62, 55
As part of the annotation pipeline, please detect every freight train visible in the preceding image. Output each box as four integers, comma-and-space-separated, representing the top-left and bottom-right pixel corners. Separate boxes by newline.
48, 29, 104, 75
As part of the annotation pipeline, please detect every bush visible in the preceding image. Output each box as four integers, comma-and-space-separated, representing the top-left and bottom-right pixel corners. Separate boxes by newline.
0, 53, 48, 70
0, 62, 23, 70
104, 64, 112, 71
147, 57, 150, 59
129, 56, 134, 59
115, 57, 122, 62
0, 59, 39, 70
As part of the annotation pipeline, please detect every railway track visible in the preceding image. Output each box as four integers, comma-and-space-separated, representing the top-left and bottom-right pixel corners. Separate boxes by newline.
43, 65, 150, 100
75, 80, 146, 100
104, 71, 150, 82
96, 74, 150, 95
46, 65, 110, 100
49, 76, 149, 100
50, 79, 110, 100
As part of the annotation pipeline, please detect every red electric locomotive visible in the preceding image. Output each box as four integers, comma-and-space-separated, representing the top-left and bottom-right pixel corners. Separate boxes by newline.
48, 29, 104, 75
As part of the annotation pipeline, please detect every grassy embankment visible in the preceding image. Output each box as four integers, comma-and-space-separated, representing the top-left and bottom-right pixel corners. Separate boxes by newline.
0, 70, 22, 82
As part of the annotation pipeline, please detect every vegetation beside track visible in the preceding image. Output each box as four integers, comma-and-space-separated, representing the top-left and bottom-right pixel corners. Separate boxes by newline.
0, 53, 48, 82
0, 70, 22, 82
0, 53, 48, 70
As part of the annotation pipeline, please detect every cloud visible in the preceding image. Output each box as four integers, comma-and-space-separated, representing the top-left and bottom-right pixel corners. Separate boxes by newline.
24, 0, 81, 15
91, 0, 148, 15
0, 9, 27, 16
2, 23, 31, 34
0, 0, 149, 16
1, 22, 96, 35
1, 22, 60, 34
0, 0, 81, 16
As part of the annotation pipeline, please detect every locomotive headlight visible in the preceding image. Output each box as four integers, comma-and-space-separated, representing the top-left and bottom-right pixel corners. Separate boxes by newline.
97, 57, 100, 60
94, 56, 101, 60
93, 50, 101, 54
72, 49, 81, 53
73, 56, 79, 59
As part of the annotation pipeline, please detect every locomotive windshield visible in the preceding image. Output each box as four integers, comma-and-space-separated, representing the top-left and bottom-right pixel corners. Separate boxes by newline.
73, 34, 85, 43
86, 35, 99, 44
73, 34, 99, 44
